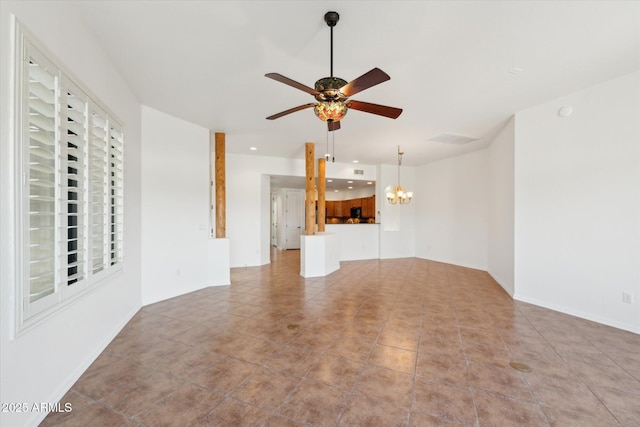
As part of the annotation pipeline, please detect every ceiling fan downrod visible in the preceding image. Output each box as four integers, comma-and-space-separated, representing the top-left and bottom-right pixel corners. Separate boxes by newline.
324, 11, 339, 77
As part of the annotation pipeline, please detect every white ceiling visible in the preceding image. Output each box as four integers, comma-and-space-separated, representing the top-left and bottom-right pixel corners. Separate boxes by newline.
72, 1, 639, 167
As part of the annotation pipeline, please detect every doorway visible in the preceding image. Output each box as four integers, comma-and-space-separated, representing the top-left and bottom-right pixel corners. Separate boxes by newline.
270, 188, 304, 250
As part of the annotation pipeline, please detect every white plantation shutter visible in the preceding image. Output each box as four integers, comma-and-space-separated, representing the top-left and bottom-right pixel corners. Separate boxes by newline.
89, 108, 109, 275
26, 47, 59, 314
16, 26, 124, 331
61, 79, 89, 292
109, 125, 124, 265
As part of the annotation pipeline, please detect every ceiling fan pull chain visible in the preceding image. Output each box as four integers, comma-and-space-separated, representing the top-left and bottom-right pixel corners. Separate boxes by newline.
325, 129, 330, 161
332, 131, 336, 162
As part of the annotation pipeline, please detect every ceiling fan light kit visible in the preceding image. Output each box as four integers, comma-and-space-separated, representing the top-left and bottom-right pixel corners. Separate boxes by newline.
265, 11, 403, 132
314, 101, 347, 123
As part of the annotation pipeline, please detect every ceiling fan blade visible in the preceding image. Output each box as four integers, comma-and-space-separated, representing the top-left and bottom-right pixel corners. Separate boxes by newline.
265, 73, 320, 95
347, 100, 403, 119
266, 103, 316, 120
327, 120, 341, 132
340, 68, 390, 97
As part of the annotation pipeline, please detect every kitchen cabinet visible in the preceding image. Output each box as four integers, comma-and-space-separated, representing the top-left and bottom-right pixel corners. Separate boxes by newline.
326, 200, 342, 217
341, 200, 349, 216
362, 195, 375, 218
326, 195, 375, 219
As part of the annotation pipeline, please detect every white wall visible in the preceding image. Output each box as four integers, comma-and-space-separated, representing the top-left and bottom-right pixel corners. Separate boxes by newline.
487, 118, 515, 295
326, 161, 377, 183
0, 3, 142, 426
227, 154, 303, 267
415, 150, 489, 269
514, 71, 640, 333
379, 164, 416, 259
140, 107, 229, 305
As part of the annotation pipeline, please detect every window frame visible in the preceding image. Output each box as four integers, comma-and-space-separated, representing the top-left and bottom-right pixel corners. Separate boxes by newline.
13, 21, 125, 336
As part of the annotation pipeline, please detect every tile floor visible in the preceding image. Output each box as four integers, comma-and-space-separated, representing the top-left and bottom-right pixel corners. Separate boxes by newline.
42, 250, 640, 426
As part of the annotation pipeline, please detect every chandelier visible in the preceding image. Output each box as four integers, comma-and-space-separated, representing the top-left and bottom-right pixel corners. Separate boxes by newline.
386, 146, 413, 205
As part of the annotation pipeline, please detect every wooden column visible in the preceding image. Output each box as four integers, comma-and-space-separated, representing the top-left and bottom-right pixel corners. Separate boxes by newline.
215, 132, 226, 238
305, 142, 315, 235
317, 158, 326, 232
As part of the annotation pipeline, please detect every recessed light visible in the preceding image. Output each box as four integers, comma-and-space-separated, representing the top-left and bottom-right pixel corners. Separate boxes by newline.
249, 147, 257, 151
334, 189, 339, 192
348, 186, 353, 189
347, 181, 353, 183
367, 181, 373, 185
352, 160, 359, 163
327, 179, 333, 182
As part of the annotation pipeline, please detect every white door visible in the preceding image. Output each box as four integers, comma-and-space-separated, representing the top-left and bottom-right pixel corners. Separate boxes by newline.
271, 193, 278, 246
275, 191, 286, 249
285, 190, 304, 249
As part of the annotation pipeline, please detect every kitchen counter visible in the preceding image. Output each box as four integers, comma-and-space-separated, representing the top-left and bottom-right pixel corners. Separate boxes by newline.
326, 222, 379, 224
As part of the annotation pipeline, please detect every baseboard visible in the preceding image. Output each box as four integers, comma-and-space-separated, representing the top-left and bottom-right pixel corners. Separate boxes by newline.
514, 294, 640, 335
487, 269, 514, 297
142, 281, 219, 306
415, 254, 487, 272
30, 305, 140, 426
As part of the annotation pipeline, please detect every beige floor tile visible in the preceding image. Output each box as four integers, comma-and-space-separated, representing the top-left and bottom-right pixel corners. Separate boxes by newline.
231, 366, 301, 410
412, 377, 477, 425
339, 393, 409, 426
354, 365, 414, 408
133, 383, 224, 426
306, 354, 364, 391
473, 391, 549, 426
40, 250, 640, 427
195, 397, 271, 426
367, 343, 417, 374
277, 380, 349, 426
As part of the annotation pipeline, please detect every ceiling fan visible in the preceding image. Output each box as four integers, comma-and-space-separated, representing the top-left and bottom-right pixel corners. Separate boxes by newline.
265, 11, 403, 132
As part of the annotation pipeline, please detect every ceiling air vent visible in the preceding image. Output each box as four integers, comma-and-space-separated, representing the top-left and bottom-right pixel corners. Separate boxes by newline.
354, 169, 364, 175
428, 133, 478, 145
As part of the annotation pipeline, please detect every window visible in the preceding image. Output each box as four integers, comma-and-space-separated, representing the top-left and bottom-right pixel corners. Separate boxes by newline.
15, 24, 124, 332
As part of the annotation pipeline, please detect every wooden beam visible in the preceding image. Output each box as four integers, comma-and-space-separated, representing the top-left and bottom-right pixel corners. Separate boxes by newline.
317, 158, 326, 232
305, 142, 315, 236
215, 132, 226, 238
